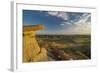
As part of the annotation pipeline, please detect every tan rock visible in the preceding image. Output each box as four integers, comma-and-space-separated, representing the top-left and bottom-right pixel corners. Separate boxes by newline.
23, 25, 48, 62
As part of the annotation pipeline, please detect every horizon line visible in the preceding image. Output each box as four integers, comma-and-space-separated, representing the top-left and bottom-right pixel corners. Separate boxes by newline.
36, 33, 91, 35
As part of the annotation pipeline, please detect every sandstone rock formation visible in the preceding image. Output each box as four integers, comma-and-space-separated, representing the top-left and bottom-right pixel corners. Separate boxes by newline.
23, 25, 48, 62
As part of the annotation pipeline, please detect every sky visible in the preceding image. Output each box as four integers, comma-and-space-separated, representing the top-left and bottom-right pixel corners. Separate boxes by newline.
23, 10, 91, 35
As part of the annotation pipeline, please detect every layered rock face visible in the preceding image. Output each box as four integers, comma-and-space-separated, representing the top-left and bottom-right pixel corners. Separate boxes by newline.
23, 25, 48, 62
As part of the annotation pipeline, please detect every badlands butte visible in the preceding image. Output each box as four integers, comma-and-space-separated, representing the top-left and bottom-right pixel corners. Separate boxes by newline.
23, 24, 90, 62
23, 25, 48, 62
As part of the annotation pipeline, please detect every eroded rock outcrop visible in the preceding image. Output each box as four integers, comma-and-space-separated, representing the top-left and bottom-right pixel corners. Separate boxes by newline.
23, 25, 48, 62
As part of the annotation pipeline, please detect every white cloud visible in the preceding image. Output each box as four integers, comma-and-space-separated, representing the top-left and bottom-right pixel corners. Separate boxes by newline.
67, 14, 91, 34
35, 13, 91, 35
60, 24, 65, 26
67, 23, 91, 34
47, 11, 68, 20
47, 11, 58, 16
57, 13, 91, 34
75, 13, 91, 25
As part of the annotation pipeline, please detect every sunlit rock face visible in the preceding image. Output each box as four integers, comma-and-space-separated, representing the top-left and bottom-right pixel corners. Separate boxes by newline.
23, 25, 48, 62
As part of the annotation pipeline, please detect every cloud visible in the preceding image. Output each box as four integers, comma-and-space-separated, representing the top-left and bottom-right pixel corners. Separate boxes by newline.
47, 11, 68, 20
57, 13, 91, 34
60, 24, 65, 26
45, 12, 91, 34
67, 23, 91, 34
24, 11, 91, 35
75, 13, 91, 25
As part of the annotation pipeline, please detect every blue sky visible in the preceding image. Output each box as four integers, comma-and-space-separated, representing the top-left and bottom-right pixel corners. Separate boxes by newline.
23, 10, 91, 35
